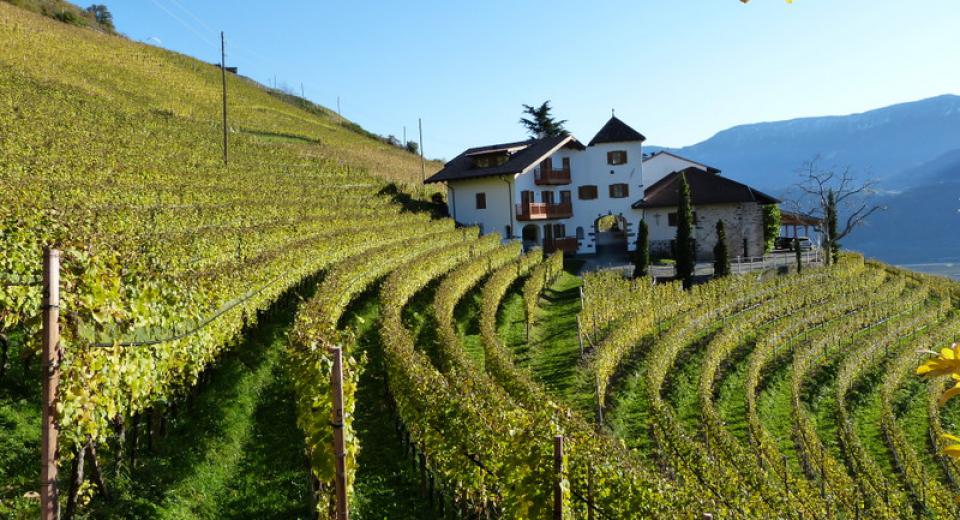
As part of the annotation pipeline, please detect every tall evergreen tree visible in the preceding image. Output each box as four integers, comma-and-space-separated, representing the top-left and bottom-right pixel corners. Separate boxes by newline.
519, 101, 569, 138
795, 237, 803, 273
761, 204, 781, 253
713, 220, 730, 277
825, 189, 840, 265
675, 174, 696, 289
633, 219, 650, 278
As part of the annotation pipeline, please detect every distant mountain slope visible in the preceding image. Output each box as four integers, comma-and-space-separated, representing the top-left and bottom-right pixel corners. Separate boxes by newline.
845, 151, 960, 263
653, 95, 960, 192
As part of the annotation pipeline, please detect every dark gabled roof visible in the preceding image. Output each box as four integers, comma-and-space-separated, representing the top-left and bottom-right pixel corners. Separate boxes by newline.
781, 210, 823, 226
642, 150, 721, 174
424, 135, 584, 183
588, 116, 646, 146
631, 167, 780, 209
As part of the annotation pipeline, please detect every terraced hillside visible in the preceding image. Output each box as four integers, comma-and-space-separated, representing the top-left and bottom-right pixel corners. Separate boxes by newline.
0, 2, 440, 517
3, 3, 960, 519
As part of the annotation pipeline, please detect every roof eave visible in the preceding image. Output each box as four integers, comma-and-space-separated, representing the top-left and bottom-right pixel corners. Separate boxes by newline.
518, 135, 580, 175
424, 170, 521, 184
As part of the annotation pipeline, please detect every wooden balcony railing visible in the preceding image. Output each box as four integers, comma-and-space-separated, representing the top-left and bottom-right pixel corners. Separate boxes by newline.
544, 237, 579, 254
534, 167, 571, 185
516, 201, 573, 221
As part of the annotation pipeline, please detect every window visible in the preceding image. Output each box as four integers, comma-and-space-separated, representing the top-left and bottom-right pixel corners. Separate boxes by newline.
559, 190, 572, 205
578, 185, 598, 200
541, 191, 555, 204
505, 225, 512, 237
576, 226, 585, 240
668, 211, 698, 227
607, 150, 627, 165
553, 224, 566, 238
609, 183, 629, 198
561, 157, 571, 171
475, 192, 486, 209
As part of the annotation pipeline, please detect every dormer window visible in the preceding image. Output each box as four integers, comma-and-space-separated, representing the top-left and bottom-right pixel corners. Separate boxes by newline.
607, 151, 627, 165
472, 153, 509, 168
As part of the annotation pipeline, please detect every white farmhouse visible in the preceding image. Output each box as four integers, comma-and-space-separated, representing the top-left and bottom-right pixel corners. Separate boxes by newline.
425, 116, 779, 260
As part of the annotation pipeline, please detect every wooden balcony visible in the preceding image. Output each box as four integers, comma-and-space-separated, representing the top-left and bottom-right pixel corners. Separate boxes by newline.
544, 237, 579, 254
534, 167, 571, 186
516, 201, 573, 221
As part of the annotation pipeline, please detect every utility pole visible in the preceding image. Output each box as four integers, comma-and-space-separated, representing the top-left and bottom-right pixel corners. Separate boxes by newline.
220, 31, 228, 166
418, 118, 425, 183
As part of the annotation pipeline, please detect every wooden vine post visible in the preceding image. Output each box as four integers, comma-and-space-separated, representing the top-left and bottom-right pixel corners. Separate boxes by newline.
330, 346, 350, 520
41, 248, 61, 520
553, 435, 564, 520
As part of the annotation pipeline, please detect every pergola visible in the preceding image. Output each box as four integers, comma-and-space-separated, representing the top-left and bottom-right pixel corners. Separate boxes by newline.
781, 210, 822, 239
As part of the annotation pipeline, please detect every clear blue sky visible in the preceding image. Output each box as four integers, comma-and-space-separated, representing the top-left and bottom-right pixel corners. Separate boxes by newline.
110, 0, 960, 161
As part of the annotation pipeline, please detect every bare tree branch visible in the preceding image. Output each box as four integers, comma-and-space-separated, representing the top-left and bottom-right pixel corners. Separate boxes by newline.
788, 156, 885, 261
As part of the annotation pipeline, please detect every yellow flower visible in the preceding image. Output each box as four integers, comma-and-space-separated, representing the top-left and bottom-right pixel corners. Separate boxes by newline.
942, 434, 960, 460
917, 343, 960, 377
940, 375, 960, 407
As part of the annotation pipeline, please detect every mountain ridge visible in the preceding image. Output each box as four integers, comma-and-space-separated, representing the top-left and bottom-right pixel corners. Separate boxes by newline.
647, 94, 960, 264
649, 94, 960, 192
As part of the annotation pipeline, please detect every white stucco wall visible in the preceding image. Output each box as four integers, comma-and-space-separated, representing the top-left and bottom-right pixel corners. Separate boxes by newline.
446, 177, 514, 238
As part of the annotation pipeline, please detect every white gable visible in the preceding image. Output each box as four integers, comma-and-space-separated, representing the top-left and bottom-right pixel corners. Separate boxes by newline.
642, 152, 713, 188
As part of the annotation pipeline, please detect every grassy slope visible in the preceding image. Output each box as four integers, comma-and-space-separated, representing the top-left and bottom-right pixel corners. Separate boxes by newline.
79, 295, 311, 519
1, 0, 113, 32
345, 296, 434, 519
0, 2, 441, 187
499, 263, 597, 416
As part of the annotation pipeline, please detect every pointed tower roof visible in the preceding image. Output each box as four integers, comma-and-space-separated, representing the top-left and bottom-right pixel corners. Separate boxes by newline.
588, 116, 646, 146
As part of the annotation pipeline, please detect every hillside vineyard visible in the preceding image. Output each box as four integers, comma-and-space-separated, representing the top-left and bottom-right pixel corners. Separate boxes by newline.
3, 3, 960, 519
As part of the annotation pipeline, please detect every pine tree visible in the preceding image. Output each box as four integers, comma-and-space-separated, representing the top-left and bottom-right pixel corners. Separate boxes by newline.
713, 220, 730, 277
519, 101, 569, 139
633, 219, 650, 278
675, 174, 696, 289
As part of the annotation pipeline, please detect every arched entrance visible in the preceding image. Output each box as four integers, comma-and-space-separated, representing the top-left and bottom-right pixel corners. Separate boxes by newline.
521, 224, 540, 250
594, 214, 628, 257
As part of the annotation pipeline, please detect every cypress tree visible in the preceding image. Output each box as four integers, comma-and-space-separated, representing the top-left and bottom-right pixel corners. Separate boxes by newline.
675, 174, 696, 289
795, 237, 803, 273
633, 219, 650, 278
825, 189, 839, 265
713, 220, 730, 277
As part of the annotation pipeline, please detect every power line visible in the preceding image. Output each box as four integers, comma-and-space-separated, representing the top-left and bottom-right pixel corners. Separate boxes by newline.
145, 0, 217, 49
